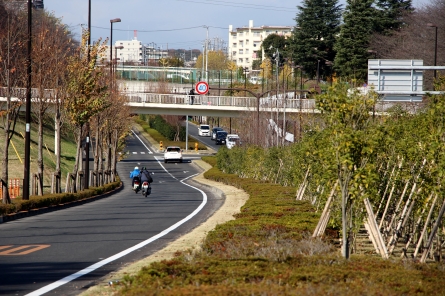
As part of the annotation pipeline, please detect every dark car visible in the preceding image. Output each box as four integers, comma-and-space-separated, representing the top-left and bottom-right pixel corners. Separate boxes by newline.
211, 127, 224, 140
215, 131, 228, 145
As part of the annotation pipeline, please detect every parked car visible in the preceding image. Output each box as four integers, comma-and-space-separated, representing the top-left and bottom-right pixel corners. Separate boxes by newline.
249, 76, 262, 85
164, 146, 183, 163
226, 134, 241, 149
215, 131, 228, 145
198, 124, 210, 136
211, 127, 224, 140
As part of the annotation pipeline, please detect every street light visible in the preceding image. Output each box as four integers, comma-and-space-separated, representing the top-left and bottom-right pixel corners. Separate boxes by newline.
243, 67, 249, 97
84, 0, 92, 190
110, 18, 121, 81
23, 0, 33, 200
427, 23, 438, 80
316, 59, 320, 84
325, 61, 333, 86
114, 45, 124, 81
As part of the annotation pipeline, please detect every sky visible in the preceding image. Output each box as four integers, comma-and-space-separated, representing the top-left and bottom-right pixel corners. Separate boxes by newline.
43, 0, 429, 51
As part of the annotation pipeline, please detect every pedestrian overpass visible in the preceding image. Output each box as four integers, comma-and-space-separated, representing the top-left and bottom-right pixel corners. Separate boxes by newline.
124, 92, 317, 117
0, 87, 318, 118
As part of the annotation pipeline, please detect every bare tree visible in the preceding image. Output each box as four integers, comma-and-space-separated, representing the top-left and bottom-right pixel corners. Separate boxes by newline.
31, 11, 74, 195
0, 4, 27, 204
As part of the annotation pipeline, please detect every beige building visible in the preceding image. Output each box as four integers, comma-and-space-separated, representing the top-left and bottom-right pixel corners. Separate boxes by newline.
228, 20, 293, 71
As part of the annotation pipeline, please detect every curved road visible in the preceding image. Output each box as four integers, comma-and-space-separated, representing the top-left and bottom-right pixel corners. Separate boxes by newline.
0, 130, 223, 296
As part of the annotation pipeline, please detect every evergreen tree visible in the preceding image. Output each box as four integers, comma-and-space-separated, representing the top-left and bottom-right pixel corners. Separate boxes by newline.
333, 0, 375, 81
375, 0, 413, 34
288, 0, 342, 79
260, 34, 287, 66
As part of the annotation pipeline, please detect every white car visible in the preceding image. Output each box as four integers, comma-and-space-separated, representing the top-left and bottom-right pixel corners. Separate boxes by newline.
226, 134, 241, 149
164, 146, 183, 163
198, 124, 210, 136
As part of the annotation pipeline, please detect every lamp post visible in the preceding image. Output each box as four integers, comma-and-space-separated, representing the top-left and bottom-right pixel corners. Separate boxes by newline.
23, 0, 33, 200
243, 67, 249, 97
114, 45, 124, 81
325, 61, 333, 86
427, 23, 438, 80
203, 26, 209, 82
316, 59, 320, 84
110, 18, 121, 82
84, 0, 92, 190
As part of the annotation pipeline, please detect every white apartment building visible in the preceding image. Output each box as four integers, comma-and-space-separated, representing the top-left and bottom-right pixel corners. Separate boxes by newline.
228, 20, 293, 71
114, 37, 144, 64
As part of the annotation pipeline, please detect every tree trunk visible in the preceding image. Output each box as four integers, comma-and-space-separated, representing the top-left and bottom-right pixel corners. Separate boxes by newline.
37, 110, 44, 196
54, 108, 62, 193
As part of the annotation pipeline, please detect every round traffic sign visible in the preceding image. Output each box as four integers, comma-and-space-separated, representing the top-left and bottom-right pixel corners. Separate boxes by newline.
195, 81, 209, 95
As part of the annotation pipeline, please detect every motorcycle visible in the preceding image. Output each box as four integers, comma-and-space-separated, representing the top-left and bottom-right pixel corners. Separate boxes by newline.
141, 181, 151, 197
133, 180, 140, 193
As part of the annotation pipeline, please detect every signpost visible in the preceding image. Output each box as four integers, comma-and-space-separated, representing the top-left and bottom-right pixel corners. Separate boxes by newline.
195, 81, 209, 95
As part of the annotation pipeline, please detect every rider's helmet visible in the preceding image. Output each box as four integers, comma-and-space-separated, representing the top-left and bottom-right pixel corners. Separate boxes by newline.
141, 166, 146, 170
134, 166, 139, 170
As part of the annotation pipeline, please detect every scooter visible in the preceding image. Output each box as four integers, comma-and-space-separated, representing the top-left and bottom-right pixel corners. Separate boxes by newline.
141, 181, 151, 197
132, 177, 141, 193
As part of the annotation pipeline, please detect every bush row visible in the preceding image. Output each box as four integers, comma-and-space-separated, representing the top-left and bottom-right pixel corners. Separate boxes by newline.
134, 117, 207, 150
0, 177, 121, 216
148, 115, 186, 141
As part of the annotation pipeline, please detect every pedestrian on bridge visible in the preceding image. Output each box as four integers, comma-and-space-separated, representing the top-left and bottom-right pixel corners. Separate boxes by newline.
189, 88, 195, 105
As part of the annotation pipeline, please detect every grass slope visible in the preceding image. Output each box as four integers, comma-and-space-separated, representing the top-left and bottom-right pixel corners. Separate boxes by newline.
115, 157, 445, 295
3, 116, 76, 194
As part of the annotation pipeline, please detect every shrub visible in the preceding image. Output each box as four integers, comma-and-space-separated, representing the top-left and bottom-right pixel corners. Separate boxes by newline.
0, 177, 121, 216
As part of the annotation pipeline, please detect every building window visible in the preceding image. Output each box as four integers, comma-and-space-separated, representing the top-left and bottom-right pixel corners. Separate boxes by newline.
239, 58, 243, 63
246, 49, 249, 54
238, 32, 243, 36
239, 49, 243, 54
246, 58, 249, 63
232, 51, 236, 56
246, 39, 249, 45
232, 43, 237, 48
253, 32, 260, 37
239, 41, 243, 48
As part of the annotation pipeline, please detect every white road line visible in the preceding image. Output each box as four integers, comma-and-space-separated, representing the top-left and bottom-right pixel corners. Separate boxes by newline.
131, 130, 153, 154
26, 167, 206, 296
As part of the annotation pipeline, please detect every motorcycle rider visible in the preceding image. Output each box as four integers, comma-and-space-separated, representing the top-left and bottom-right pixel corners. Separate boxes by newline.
139, 166, 153, 189
130, 166, 141, 188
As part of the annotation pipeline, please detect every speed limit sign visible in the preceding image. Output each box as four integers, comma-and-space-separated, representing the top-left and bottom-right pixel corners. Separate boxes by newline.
195, 81, 209, 95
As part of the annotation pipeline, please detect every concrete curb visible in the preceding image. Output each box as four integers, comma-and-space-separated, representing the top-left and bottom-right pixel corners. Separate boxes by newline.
0, 183, 123, 224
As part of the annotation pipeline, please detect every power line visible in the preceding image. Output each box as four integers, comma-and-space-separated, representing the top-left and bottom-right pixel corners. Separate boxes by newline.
91, 24, 227, 33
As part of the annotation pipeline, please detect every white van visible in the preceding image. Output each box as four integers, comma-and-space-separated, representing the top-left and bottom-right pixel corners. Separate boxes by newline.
198, 124, 210, 136
226, 134, 241, 149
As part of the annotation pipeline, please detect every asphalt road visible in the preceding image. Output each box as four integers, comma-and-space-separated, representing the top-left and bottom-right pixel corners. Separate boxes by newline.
185, 121, 229, 151
0, 130, 223, 296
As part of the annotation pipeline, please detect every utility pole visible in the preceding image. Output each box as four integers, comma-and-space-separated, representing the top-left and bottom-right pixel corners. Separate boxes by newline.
23, 0, 33, 200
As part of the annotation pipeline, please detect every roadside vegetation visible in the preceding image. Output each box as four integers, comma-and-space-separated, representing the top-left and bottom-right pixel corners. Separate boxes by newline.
135, 116, 208, 151
115, 154, 445, 295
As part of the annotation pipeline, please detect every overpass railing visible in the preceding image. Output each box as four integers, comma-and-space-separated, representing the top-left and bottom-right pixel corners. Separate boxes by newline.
124, 92, 317, 110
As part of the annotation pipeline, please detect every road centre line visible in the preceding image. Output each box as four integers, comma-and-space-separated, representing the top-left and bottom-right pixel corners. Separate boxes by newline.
0, 245, 50, 255
26, 159, 207, 296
